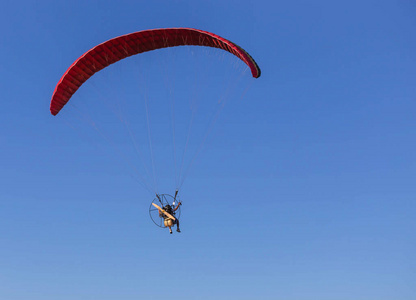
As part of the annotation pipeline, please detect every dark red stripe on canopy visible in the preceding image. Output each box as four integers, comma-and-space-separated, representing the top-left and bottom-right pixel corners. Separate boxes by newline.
50, 28, 261, 115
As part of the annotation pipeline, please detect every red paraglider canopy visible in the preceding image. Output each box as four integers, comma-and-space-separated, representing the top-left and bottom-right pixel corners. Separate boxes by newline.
50, 28, 261, 116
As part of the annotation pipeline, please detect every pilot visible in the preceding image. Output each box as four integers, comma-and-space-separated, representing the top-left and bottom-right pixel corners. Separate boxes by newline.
160, 202, 182, 234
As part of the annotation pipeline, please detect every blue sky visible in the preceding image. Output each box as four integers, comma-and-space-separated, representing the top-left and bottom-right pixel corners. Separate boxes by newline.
1, 0, 415, 299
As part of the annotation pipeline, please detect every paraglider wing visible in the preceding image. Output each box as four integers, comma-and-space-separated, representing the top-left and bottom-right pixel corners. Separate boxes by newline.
50, 28, 261, 116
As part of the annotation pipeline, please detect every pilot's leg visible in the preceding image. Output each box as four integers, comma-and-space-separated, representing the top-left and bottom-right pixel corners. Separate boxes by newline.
175, 219, 180, 232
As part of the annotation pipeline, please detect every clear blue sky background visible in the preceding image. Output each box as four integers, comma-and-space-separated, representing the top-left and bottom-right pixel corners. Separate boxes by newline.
1, 1, 415, 299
